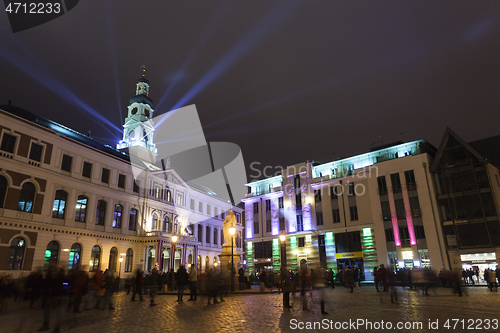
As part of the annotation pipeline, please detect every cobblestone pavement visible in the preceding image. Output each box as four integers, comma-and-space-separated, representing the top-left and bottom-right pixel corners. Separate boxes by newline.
1, 287, 499, 333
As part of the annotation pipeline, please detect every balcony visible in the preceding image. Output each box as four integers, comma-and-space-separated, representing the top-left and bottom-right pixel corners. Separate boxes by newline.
392, 185, 402, 193
406, 182, 417, 191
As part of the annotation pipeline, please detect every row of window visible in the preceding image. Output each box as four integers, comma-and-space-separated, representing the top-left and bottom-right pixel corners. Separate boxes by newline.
5, 237, 135, 273
252, 206, 359, 235
377, 171, 416, 195
195, 224, 242, 247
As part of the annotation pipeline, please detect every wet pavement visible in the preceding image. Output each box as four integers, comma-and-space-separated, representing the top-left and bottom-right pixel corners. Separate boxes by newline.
1, 286, 499, 332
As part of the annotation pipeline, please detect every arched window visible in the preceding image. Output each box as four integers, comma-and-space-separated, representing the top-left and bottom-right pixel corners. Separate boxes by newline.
44, 241, 59, 270
109, 247, 118, 272
0, 175, 8, 208
152, 213, 158, 230
95, 200, 106, 225
198, 224, 203, 242
221, 230, 225, 245
205, 256, 209, 272
206, 226, 210, 243
213, 228, 218, 245
129, 208, 137, 231
166, 189, 172, 202
75, 195, 88, 222
18, 182, 35, 212
52, 190, 67, 219
5, 237, 25, 270
174, 219, 179, 234
125, 248, 133, 272
213, 257, 218, 268
90, 245, 101, 271
197, 255, 202, 272
163, 216, 170, 232
68, 243, 81, 271
113, 204, 122, 228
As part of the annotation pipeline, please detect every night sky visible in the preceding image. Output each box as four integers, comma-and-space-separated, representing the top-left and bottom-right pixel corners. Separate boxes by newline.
1, 1, 499, 181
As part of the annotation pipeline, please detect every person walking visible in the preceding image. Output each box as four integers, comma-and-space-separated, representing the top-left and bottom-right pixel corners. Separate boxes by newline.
188, 266, 197, 301
130, 269, 144, 302
149, 263, 159, 306
238, 266, 246, 290
373, 267, 380, 292
314, 268, 329, 314
378, 264, 389, 292
176, 264, 188, 302
328, 268, 335, 289
343, 267, 354, 293
280, 266, 292, 310
259, 270, 267, 293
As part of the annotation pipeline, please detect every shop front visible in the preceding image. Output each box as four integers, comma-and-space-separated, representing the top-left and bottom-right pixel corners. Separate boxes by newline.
335, 252, 365, 281
460, 252, 498, 284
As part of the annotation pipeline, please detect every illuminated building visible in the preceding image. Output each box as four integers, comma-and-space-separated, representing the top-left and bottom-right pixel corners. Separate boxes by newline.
243, 140, 447, 279
431, 128, 500, 274
0, 76, 242, 279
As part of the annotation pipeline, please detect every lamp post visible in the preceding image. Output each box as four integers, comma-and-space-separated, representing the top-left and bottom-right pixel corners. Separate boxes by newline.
279, 232, 286, 266
171, 234, 178, 291
229, 227, 236, 292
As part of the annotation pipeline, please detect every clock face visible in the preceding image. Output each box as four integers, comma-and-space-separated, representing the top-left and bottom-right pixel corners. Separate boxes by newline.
144, 109, 150, 117
131, 107, 138, 115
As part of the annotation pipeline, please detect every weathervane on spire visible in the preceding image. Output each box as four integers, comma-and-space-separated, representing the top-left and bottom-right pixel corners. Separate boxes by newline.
141, 64, 146, 77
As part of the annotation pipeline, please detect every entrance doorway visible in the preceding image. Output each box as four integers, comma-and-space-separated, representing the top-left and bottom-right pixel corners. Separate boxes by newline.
336, 258, 365, 281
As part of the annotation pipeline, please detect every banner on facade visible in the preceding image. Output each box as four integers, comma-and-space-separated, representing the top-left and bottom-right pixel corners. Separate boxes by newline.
335, 252, 364, 259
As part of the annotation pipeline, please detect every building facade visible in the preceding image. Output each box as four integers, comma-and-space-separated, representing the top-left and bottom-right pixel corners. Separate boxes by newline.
431, 128, 500, 275
0, 77, 243, 279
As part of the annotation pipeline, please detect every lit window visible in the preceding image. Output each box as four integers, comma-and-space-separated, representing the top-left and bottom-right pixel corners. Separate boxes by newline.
52, 190, 67, 219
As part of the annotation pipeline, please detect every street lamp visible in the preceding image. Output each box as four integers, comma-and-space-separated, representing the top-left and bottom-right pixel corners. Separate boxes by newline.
229, 227, 236, 292
119, 257, 123, 278
171, 234, 178, 291
279, 232, 286, 268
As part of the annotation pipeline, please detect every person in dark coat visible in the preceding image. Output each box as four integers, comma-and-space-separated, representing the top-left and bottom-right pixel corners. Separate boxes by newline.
238, 266, 246, 290
130, 269, 144, 302
280, 266, 292, 310
175, 265, 188, 302
378, 264, 389, 292
149, 264, 159, 306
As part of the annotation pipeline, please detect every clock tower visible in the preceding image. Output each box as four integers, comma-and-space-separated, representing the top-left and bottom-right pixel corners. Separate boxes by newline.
117, 70, 158, 163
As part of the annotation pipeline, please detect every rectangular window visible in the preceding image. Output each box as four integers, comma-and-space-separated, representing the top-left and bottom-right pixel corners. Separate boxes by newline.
206, 205, 211, 216
29, 142, 43, 162
82, 162, 92, 178
316, 212, 324, 225
199, 202, 203, 212
61, 154, 72, 172
154, 186, 161, 199
347, 183, 355, 196
253, 202, 259, 214
404, 170, 416, 190
254, 220, 259, 234
298, 237, 305, 247
129, 209, 137, 231
296, 215, 304, 231
391, 173, 402, 193
118, 174, 126, 189
395, 199, 405, 219
133, 180, 139, 193
314, 190, 322, 202
0, 133, 16, 153
190, 199, 195, 210
332, 209, 341, 223
296, 193, 302, 209
266, 219, 272, 233
236, 213, 240, 224
279, 217, 285, 231
214, 207, 218, 218
294, 175, 300, 189
176, 193, 183, 205
381, 201, 391, 221
278, 197, 284, 209
350, 206, 358, 221
330, 186, 337, 199
377, 176, 388, 195
385, 228, 395, 242
265, 199, 271, 212
101, 168, 110, 184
